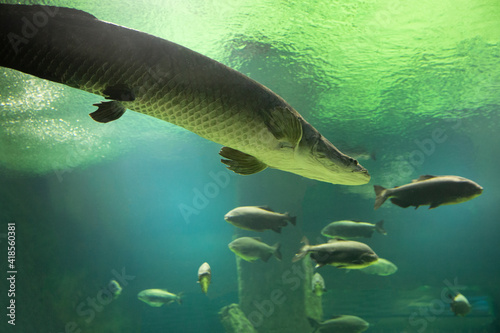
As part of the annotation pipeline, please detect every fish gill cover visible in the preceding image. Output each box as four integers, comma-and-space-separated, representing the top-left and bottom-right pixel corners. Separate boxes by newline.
0, 0, 499, 183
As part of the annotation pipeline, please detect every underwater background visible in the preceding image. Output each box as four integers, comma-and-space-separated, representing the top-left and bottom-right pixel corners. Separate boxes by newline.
0, 0, 499, 332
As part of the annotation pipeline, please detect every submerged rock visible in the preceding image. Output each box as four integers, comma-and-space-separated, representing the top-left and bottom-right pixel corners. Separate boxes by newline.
219, 303, 257, 333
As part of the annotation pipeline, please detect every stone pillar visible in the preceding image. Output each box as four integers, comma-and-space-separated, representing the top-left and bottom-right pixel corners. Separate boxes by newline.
229, 171, 323, 333
219, 303, 258, 333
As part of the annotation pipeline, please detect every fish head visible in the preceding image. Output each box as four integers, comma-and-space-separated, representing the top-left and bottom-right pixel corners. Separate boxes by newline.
224, 212, 234, 221
198, 262, 211, 277
228, 241, 237, 252
449, 177, 483, 202
359, 252, 379, 266
297, 122, 370, 185
107, 280, 122, 296
228, 240, 246, 255
224, 208, 243, 224
137, 290, 153, 303
464, 180, 483, 197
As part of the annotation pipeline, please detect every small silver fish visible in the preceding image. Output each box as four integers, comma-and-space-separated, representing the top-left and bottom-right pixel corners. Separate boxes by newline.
374, 175, 483, 210
198, 262, 211, 294
137, 289, 183, 307
224, 206, 296, 233
308, 315, 369, 333
228, 237, 281, 262
311, 273, 326, 297
107, 279, 122, 299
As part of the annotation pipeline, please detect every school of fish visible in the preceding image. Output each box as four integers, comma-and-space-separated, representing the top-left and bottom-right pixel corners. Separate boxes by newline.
0, 4, 486, 332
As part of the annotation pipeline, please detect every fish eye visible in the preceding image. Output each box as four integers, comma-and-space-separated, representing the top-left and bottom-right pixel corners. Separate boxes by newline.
346, 157, 358, 166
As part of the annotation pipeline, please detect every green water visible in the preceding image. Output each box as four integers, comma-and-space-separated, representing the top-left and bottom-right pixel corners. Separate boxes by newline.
0, 0, 499, 332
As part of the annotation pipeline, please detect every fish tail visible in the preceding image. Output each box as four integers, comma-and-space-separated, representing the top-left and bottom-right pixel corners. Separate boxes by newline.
199, 277, 209, 294
273, 242, 282, 261
177, 292, 184, 305
286, 213, 297, 226
375, 220, 387, 235
261, 252, 273, 262
307, 317, 321, 333
373, 185, 388, 210
292, 237, 310, 262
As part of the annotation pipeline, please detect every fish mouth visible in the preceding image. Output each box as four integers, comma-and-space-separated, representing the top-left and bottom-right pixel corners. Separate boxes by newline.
299, 167, 371, 185
297, 154, 371, 185
320, 166, 371, 185
306, 135, 371, 185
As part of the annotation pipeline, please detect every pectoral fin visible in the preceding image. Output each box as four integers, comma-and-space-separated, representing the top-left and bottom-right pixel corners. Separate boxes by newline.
263, 106, 302, 148
390, 198, 411, 208
90, 101, 126, 123
219, 147, 267, 175
103, 84, 135, 101
429, 202, 441, 209
271, 226, 282, 233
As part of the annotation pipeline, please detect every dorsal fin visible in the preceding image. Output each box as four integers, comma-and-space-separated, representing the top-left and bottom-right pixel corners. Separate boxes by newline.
330, 315, 344, 320
257, 206, 274, 212
412, 175, 437, 183
0, 4, 97, 21
327, 238, 346, 243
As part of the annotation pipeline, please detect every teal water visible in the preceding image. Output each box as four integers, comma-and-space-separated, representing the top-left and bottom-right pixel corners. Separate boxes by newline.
0, 0, 499, 332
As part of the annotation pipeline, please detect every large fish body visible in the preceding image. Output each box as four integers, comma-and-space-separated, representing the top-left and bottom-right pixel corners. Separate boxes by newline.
321, 220, 386, 239
228, 237, 281, 262
374, 175, 483, 210
197, 262, 211, 294
0, 4, 370, 185
359, 258, 398, 276
137, 289, 183, 307
224, 206, 296, 233
293, 237, 378, 269
308, 315, 369, 333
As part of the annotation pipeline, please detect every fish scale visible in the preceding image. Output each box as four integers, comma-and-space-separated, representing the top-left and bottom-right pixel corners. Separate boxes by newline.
0, 4, 370, 185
